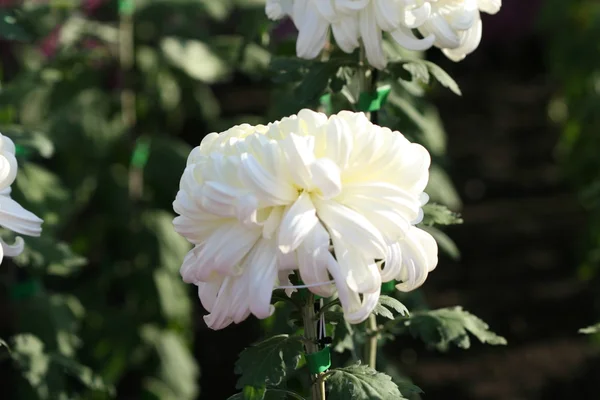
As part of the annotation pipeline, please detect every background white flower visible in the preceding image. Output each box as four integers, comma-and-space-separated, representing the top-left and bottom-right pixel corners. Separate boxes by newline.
266, 0, 500, 66
265, 0, 435, 69
418, 0, 502, 61
0, 133, 43, 264
173, 110, 438, 329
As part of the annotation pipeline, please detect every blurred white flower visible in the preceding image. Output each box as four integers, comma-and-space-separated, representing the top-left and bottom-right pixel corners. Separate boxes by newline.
266, 0, 500, 66
174, 110, 437, 329
418, 0, 501, 61
265, 0, 435, 69
0, 133, 43, 264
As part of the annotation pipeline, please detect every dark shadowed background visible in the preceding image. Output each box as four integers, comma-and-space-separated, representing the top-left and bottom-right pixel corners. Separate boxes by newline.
1, 0, 599, 399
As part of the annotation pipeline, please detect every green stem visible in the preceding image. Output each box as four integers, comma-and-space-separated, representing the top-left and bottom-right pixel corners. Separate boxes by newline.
302, 293, 326, 400
358, 44, 379, 370
365, 314, 378, 369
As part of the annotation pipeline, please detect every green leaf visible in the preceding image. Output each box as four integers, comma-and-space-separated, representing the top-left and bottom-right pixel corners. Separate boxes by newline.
161, 37, 230, 83
51, 353, 115, 394
295, 63, 338, 104
579, 323, 600, 334
235, 334, 305, 389
402, 62, 429, 85
405, 307, 507, 351
388, 60, 461, 96
243, 385, 266, 400
423, 60, 462, 96
421, 203, 463, 226
12, 236, 87, 276
333, 319, 355, 354
327, 364, 407, 400
421, 226, 460, 260
0, 11, 31, 41
141, 326, 200, 400
10, 334, 50, 388
373, 296, 409, 320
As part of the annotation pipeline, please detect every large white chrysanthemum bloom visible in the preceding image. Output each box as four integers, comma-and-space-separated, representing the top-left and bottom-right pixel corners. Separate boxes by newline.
265, 0, 435, 69
173, 110, 438, 329
0, 133, 43, 263
418, 0, 501, 61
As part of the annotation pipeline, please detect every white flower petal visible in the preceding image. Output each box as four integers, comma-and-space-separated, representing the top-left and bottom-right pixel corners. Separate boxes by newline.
0, 194, 43, 237
359, 2, 387, 69
326, 253, 379, 324
332, 234, 382, 293
246, 239, 279, 319
278, 191, 319, 253
281, 133, 315, 189
310, 158, 342, 199
390, 26, 435, 51
297, 222, 335, 297
315, 198, 387, 259
238, 153, 297, 205
395, 227, 438, 291
331, 16, 360, 53
477, 0, 501, 14
442, 18, 482, 61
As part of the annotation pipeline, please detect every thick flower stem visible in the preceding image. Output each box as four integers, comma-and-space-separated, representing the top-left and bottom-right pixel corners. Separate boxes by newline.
359, 43, 379, 371
303, 293, 326, 400
366, 314, 378, 369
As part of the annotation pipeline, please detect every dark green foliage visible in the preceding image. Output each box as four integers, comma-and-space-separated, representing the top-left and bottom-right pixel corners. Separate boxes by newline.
326, 364, 410, 400
390, 307, 507, 352
234, 335, 305, 389
421, 204, 463, 227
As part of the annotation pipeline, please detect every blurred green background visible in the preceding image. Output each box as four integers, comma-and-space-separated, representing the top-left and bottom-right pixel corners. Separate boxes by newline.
0, 0, 599, 399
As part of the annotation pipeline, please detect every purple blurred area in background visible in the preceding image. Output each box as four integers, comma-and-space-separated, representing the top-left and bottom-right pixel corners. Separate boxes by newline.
483, 0, 544, 42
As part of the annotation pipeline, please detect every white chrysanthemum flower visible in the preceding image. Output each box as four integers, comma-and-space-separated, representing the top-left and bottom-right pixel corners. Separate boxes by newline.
173, 110, 438, 329
418, 0, 501, 61
0, 133, 43, 263
265, 0, 435, 69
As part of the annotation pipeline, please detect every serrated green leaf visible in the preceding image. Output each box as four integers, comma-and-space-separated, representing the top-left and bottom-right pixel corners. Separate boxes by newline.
402, 62, 430, 85
327, 364, 406, 400
373, 303, 394, 320
406, 307, 506, 351
388, 60, 461, 95
234, 334, 304, 389
373, 295, 409, 321
423, 61, 462, 96
421, 203, 463, 226
579, 323, 600, 334
378, 296, 409, 316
